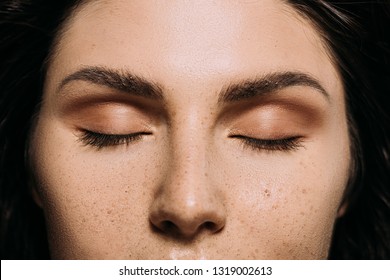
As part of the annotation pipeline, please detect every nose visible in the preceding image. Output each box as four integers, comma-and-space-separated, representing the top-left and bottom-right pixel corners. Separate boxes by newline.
149, 137, 226, 239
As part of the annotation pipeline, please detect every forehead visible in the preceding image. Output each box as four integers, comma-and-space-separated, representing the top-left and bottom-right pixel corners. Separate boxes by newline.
47, 0, 341, 99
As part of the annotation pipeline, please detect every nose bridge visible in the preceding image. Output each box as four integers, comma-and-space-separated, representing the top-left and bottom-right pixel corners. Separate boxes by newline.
149, 110, 226, 238
174, 117, 205, 175
166, 110, 209, 205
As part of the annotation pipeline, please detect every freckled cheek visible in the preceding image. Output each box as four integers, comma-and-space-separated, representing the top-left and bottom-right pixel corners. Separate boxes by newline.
30, 122, 164, 257
221, 145, 347, 258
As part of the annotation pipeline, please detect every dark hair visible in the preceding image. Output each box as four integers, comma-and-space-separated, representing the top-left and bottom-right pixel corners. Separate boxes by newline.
1, 0, 389, 259
287, 0, 390, 259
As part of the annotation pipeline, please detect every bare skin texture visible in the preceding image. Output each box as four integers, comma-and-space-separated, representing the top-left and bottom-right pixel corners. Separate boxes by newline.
29, 0, 351, 259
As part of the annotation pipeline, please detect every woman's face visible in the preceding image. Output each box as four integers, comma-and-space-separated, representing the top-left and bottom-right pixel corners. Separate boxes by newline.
30, 0, 351, 259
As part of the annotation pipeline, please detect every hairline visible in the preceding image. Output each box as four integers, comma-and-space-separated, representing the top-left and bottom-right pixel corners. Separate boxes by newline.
42, 0, 96, 75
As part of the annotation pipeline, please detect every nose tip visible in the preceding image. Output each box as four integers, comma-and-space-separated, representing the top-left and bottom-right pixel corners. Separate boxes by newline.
149, 199, 226, 239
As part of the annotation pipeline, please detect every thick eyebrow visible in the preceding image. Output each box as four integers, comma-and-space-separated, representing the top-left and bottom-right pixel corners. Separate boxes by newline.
58, 66, 164, 100
59, 67, 329, 104
218, 71, 330, 103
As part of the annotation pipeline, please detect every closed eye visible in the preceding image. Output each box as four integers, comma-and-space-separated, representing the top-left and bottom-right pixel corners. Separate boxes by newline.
230, 135, 303, 152
78, 130, 152, 149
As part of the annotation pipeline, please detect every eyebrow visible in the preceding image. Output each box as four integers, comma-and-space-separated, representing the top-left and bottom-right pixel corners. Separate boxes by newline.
218, 71, 330, 103
59, 66, 329, 103
58, 66, 164, 100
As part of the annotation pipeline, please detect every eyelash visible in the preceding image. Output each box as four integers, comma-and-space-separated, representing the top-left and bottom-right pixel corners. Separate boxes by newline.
79, 130, 302, 152
79, 130, 151, 149
231, 135, 303, 152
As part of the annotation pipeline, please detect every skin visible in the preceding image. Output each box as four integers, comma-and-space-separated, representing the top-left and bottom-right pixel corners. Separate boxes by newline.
30, 0, 351, 259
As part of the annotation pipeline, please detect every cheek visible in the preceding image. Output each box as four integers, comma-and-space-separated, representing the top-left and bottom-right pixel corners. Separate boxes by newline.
220, 133, 350, 259
30, 119, 163, 258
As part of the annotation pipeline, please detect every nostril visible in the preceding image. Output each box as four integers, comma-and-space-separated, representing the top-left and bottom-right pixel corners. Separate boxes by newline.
150, 219, 178, 234
161, 220, 177, 233
203, 221, 216, 231
203, 220, 224, 233
151, 218, 223, 239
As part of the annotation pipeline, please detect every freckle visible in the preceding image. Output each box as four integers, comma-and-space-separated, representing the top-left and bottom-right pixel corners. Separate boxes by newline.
107, 209, 112, 214
302, 189, 307, 194
300, 211, 305, 216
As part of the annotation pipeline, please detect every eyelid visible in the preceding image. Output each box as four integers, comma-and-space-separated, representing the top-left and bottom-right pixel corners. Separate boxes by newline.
57, 94, 164, 131
78, 130, 152, 149
218, 93, 327, 136
230, 134, 303, 152
227, 126, 300, 140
